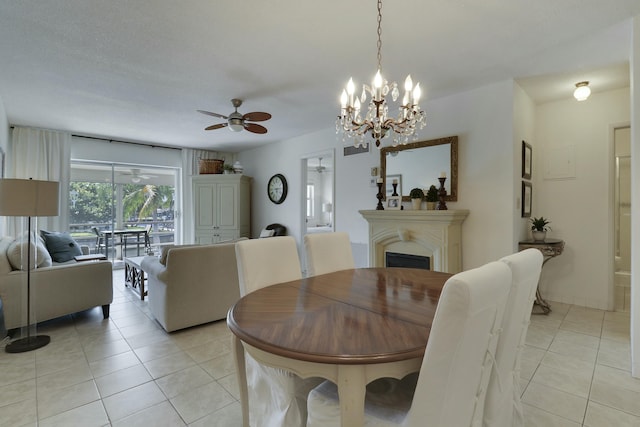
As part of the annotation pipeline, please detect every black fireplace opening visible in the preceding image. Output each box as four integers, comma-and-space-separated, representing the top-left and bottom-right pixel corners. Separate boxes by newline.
385, 252, 430, 270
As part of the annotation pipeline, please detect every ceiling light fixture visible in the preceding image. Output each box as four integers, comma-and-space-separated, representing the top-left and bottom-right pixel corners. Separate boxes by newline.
573, 81, 591, 101
336, 0, 426, 149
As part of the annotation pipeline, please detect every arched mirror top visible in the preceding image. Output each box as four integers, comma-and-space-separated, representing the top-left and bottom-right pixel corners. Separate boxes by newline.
380, 135, 458, 202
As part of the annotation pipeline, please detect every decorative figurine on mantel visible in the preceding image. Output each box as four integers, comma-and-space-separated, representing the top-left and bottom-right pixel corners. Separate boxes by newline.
376, 178, 384, 210
436, 172, 448, 210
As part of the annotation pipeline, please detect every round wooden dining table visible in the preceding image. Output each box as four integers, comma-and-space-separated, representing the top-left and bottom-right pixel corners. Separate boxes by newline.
227, 267, 452, 427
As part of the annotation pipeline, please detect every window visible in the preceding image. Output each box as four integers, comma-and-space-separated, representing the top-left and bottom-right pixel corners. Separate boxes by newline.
69, 161, 177, 262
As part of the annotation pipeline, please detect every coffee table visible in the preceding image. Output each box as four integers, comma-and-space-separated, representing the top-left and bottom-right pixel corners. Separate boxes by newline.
124, 256, 148, 300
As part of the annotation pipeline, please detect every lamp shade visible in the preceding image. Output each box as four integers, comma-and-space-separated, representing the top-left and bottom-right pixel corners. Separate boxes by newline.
0, 179, 60, 217
323, 203, 333, 213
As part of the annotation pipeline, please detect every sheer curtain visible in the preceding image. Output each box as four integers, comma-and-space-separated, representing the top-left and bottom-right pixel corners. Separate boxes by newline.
6, 127, 71, 235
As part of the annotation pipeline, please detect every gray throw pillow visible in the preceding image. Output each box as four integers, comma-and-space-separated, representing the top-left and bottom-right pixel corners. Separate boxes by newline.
40, 230, 83, 263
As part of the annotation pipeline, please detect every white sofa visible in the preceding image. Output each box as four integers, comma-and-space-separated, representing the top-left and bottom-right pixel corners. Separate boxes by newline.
0, 236, 113, 330
141, 238, 246, 332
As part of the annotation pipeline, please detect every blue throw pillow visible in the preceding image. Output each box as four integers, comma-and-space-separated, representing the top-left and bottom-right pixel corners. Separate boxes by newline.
40, 230, 83, 263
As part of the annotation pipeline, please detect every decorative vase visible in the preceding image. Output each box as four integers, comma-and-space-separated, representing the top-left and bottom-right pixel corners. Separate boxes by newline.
411, 198, 422, 210
532, 230, 546, 241
233, 161, 244, 174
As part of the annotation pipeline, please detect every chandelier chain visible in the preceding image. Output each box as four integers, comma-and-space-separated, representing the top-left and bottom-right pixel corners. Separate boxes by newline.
377, 0, 383, 71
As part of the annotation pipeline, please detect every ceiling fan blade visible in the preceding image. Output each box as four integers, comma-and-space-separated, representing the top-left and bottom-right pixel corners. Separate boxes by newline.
244, 123, 268, 134
197, 110, 228, 119
205, 123, 228, 131
243, 112, 271, 122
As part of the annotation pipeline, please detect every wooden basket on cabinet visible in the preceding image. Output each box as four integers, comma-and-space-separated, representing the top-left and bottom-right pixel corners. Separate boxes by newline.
198, 159, 224, 174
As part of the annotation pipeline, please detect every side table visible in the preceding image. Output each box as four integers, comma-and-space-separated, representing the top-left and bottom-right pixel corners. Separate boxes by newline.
518, 238, 565, 314
124, 256, 148, 301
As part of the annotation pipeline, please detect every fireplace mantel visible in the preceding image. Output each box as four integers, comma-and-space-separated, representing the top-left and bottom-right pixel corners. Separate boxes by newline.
359, 209, 469, 273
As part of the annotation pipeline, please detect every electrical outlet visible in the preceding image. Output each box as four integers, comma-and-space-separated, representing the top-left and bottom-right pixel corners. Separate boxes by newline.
370, 178, 378, 187
371, 167, 378, 176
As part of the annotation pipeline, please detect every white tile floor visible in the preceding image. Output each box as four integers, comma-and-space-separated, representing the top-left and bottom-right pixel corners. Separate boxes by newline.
0, 271, 639, 426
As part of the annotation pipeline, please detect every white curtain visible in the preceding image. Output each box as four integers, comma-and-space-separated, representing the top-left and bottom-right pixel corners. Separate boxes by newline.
6, 127, 71, 235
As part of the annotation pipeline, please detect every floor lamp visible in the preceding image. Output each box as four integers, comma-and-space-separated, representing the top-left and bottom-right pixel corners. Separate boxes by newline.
0, 178, 60, 353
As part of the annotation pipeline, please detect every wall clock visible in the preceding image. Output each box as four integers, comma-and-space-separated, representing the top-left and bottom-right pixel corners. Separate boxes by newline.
267, 173, 287, 204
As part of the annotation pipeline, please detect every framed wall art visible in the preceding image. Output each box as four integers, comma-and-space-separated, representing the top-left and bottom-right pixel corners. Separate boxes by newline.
521, 181, 532, 218
522, 140, 532, 180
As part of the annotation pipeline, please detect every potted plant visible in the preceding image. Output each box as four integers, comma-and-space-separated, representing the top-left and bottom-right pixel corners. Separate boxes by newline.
223, 163, 235, 174
409, 188, 424, 210
425, 185, 438, 210
530, 216, 551, 241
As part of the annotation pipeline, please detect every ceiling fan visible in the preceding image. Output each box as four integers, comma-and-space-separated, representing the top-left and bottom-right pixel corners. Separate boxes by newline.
121, 168, 157, 183
197, 99, 272, 134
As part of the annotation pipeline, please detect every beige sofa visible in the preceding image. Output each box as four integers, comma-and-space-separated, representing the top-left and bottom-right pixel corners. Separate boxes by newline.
141, 239, 245, 332
0, 236, 113, 330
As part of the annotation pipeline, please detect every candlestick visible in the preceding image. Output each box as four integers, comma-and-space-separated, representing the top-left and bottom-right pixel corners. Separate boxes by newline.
376, 182, 385, 210
391, 182, 398, 197
436, 177, 448, 210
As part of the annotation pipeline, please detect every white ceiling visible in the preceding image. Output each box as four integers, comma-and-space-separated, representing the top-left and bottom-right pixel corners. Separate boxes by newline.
0, 1, 637, 153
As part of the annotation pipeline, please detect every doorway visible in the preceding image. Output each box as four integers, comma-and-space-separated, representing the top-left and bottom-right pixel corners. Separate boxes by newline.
69, 161, 178, 266
614, 126, 631, 311
300, 150, 335, 238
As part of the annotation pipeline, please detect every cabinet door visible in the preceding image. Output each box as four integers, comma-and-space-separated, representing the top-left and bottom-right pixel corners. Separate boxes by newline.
194, 182, 217, 229
216, 182, 239, 230
194, 233, 217, 245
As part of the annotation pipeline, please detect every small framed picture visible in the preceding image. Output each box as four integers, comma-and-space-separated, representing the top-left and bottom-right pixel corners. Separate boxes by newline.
522, 141, 532, 180
386, 196, 401, 210
521, 181, 532, 218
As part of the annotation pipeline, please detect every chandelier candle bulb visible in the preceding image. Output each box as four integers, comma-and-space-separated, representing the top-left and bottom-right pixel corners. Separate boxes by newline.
413, 83, 422, 104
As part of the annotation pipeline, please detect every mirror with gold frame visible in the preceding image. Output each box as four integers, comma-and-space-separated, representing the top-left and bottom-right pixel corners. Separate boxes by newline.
380, 135, 458, 202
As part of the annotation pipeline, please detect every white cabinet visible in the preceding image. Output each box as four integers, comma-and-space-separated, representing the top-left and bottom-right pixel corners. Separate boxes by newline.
192, 175, 251, 244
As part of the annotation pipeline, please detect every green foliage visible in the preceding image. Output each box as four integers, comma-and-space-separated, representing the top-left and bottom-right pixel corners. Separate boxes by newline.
426, 185, 439, 202
530, 216, 551, 231
69, 182, 174, 225
409, 187, 424, 200
69, 182, 114, 223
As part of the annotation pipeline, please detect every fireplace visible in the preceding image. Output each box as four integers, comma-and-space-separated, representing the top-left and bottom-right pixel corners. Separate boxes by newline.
360, 209, 469, 273
386, 252, 430, 270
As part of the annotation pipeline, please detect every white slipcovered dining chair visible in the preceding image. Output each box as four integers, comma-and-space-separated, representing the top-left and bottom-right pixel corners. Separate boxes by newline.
306, 261, 512, 427
482, 248, 543, 427
303, 232, 355, 276
235, 236, 323, 427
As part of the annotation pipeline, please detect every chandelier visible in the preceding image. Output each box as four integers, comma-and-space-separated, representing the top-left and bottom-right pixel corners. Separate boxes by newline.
336, 0, 426, 148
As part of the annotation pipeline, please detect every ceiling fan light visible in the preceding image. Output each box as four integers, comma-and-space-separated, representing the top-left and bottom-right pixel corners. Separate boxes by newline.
228, 118, 244, 132
131, 177, 141, 183
573, 81, 591, 101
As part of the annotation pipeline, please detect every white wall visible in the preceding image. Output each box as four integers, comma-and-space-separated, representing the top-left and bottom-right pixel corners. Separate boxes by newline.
240, 79, 519, 270
535, 87, 630, 310
513, 83, 537, 245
